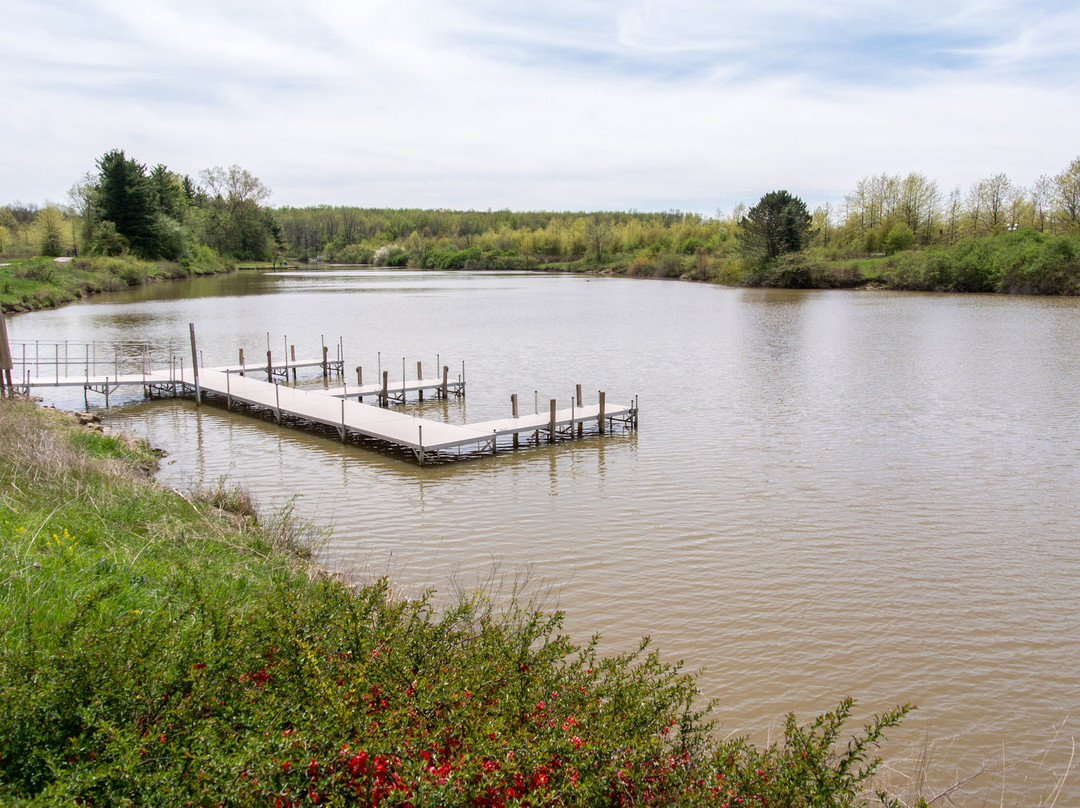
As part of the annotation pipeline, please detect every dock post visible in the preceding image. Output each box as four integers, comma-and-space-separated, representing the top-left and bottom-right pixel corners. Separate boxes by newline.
576, 384, 584, 436
323, 345, 329, 379
226, 370, 231, 410
0, 314, 12, 399
511, 393, 519, 449
189, 323, 201, 406
381, 370, 389, 407
341, 399, 346, 443
417, 361, 423, 400
291, 345, 297, 383
442, 366, 448, 399
571, 398, 575, 438
239, 348, 246, 377
598, 391, 606, 434
274, 383, 281, 424
418, 425, 424, 466
356, 366, 362, 385
549, 398, 557, 443
266, 349, 273, 382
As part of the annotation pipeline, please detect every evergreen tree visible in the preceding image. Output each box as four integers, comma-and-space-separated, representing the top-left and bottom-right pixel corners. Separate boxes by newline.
738, 190, 812, 266
96, 149, 160, 257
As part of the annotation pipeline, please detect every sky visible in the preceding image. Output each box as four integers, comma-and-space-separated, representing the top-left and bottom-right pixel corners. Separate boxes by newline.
3, 0, 1079, 216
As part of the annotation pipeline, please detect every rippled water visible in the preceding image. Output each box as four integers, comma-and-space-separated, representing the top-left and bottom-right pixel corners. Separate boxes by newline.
12, 271, 1080, 803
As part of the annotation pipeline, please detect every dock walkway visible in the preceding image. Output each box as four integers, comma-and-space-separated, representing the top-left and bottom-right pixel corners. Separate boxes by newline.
14, 340, 635, 464
189, 369, 635, 464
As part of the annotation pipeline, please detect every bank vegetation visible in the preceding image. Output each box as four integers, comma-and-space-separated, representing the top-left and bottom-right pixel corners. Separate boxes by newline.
0, 397, 919, 806
4, 153, 1080, 299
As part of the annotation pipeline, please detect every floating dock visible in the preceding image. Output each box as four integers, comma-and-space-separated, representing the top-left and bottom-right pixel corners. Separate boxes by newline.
10, 335, 636, 465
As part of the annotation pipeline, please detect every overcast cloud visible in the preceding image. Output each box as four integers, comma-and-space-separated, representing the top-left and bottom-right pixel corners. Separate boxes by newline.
4, 0, 1078, 214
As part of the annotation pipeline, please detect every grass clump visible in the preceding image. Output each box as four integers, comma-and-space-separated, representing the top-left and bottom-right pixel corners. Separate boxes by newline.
0, 398, 911, 806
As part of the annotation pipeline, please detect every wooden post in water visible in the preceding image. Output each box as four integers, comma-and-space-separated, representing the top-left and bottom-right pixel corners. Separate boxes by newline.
417, 361, 423, 400
418, 425, 424, 466
290, 344, 297, 382
511, 394, 519, 449
0, 314, 12, 398
266, 349, 273, 381
239, 347, 245, 376
226, 369, 231, 410
441, 366, 448, 399
322, 345, 329, 379
549, 398, 557, 443
381, 370, 389, 407
598, 390, 606, 434
274, 383, 281, 423
188, 323, 201, 406
576, 383, 583, 436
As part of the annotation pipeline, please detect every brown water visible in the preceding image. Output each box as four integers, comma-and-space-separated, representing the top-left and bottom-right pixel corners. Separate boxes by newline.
12, 270, 1080, 804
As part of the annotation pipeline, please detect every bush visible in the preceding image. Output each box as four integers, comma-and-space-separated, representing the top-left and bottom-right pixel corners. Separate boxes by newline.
0, 400, 914, 806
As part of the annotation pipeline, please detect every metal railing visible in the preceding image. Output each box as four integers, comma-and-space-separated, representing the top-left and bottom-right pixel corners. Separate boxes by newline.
10, 340, 178, 386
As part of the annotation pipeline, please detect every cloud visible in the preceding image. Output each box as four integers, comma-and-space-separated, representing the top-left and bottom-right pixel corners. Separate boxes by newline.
3, 0, 1079, 214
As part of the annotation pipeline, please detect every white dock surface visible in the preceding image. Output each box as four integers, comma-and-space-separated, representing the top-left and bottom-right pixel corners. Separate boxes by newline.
21, 363, 635, 462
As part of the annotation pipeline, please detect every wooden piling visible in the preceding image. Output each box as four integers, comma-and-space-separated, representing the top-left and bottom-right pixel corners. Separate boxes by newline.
381, 370, 389, 407
511, 393, 519, 449
189, 323, 201, 406
0, 314, 12, 398
549, 398, 557, 443
266, 350, 273, 382
322, 345, 329, 379
576, 384, 583, 437
442, 366, 448, 399
417, 361, 423, 400
598, 391, 606, 434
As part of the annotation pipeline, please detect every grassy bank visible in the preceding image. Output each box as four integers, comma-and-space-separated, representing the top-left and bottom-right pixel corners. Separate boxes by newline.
0, 398, 912, 806
0, 253, 235, 313
384, 229, 1080, 295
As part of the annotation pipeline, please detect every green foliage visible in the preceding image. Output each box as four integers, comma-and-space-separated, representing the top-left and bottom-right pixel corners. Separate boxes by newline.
883, 223, 915, 255
0, 400, 913, 807
738, 190, 813, 267
883, 230, 1080, 294
0, 253, 230, 313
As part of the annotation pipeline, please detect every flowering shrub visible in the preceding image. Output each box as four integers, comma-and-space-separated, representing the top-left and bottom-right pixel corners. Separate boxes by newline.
0, 400, 911, 806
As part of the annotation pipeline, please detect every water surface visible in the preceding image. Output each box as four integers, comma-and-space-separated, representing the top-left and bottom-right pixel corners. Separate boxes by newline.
13, 270, 1080, 803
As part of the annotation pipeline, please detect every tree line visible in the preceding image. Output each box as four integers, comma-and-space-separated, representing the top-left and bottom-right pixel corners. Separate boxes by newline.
1, 150, 284, 263
3, 153, 1079, 294
270, 156, 1080, 271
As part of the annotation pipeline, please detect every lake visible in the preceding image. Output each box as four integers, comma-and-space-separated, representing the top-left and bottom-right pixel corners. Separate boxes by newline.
11, 269, 1080, 804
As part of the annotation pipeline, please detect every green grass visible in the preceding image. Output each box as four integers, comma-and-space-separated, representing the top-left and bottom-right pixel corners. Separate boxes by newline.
0, 254, 234, 313
0, 399, 913, 806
